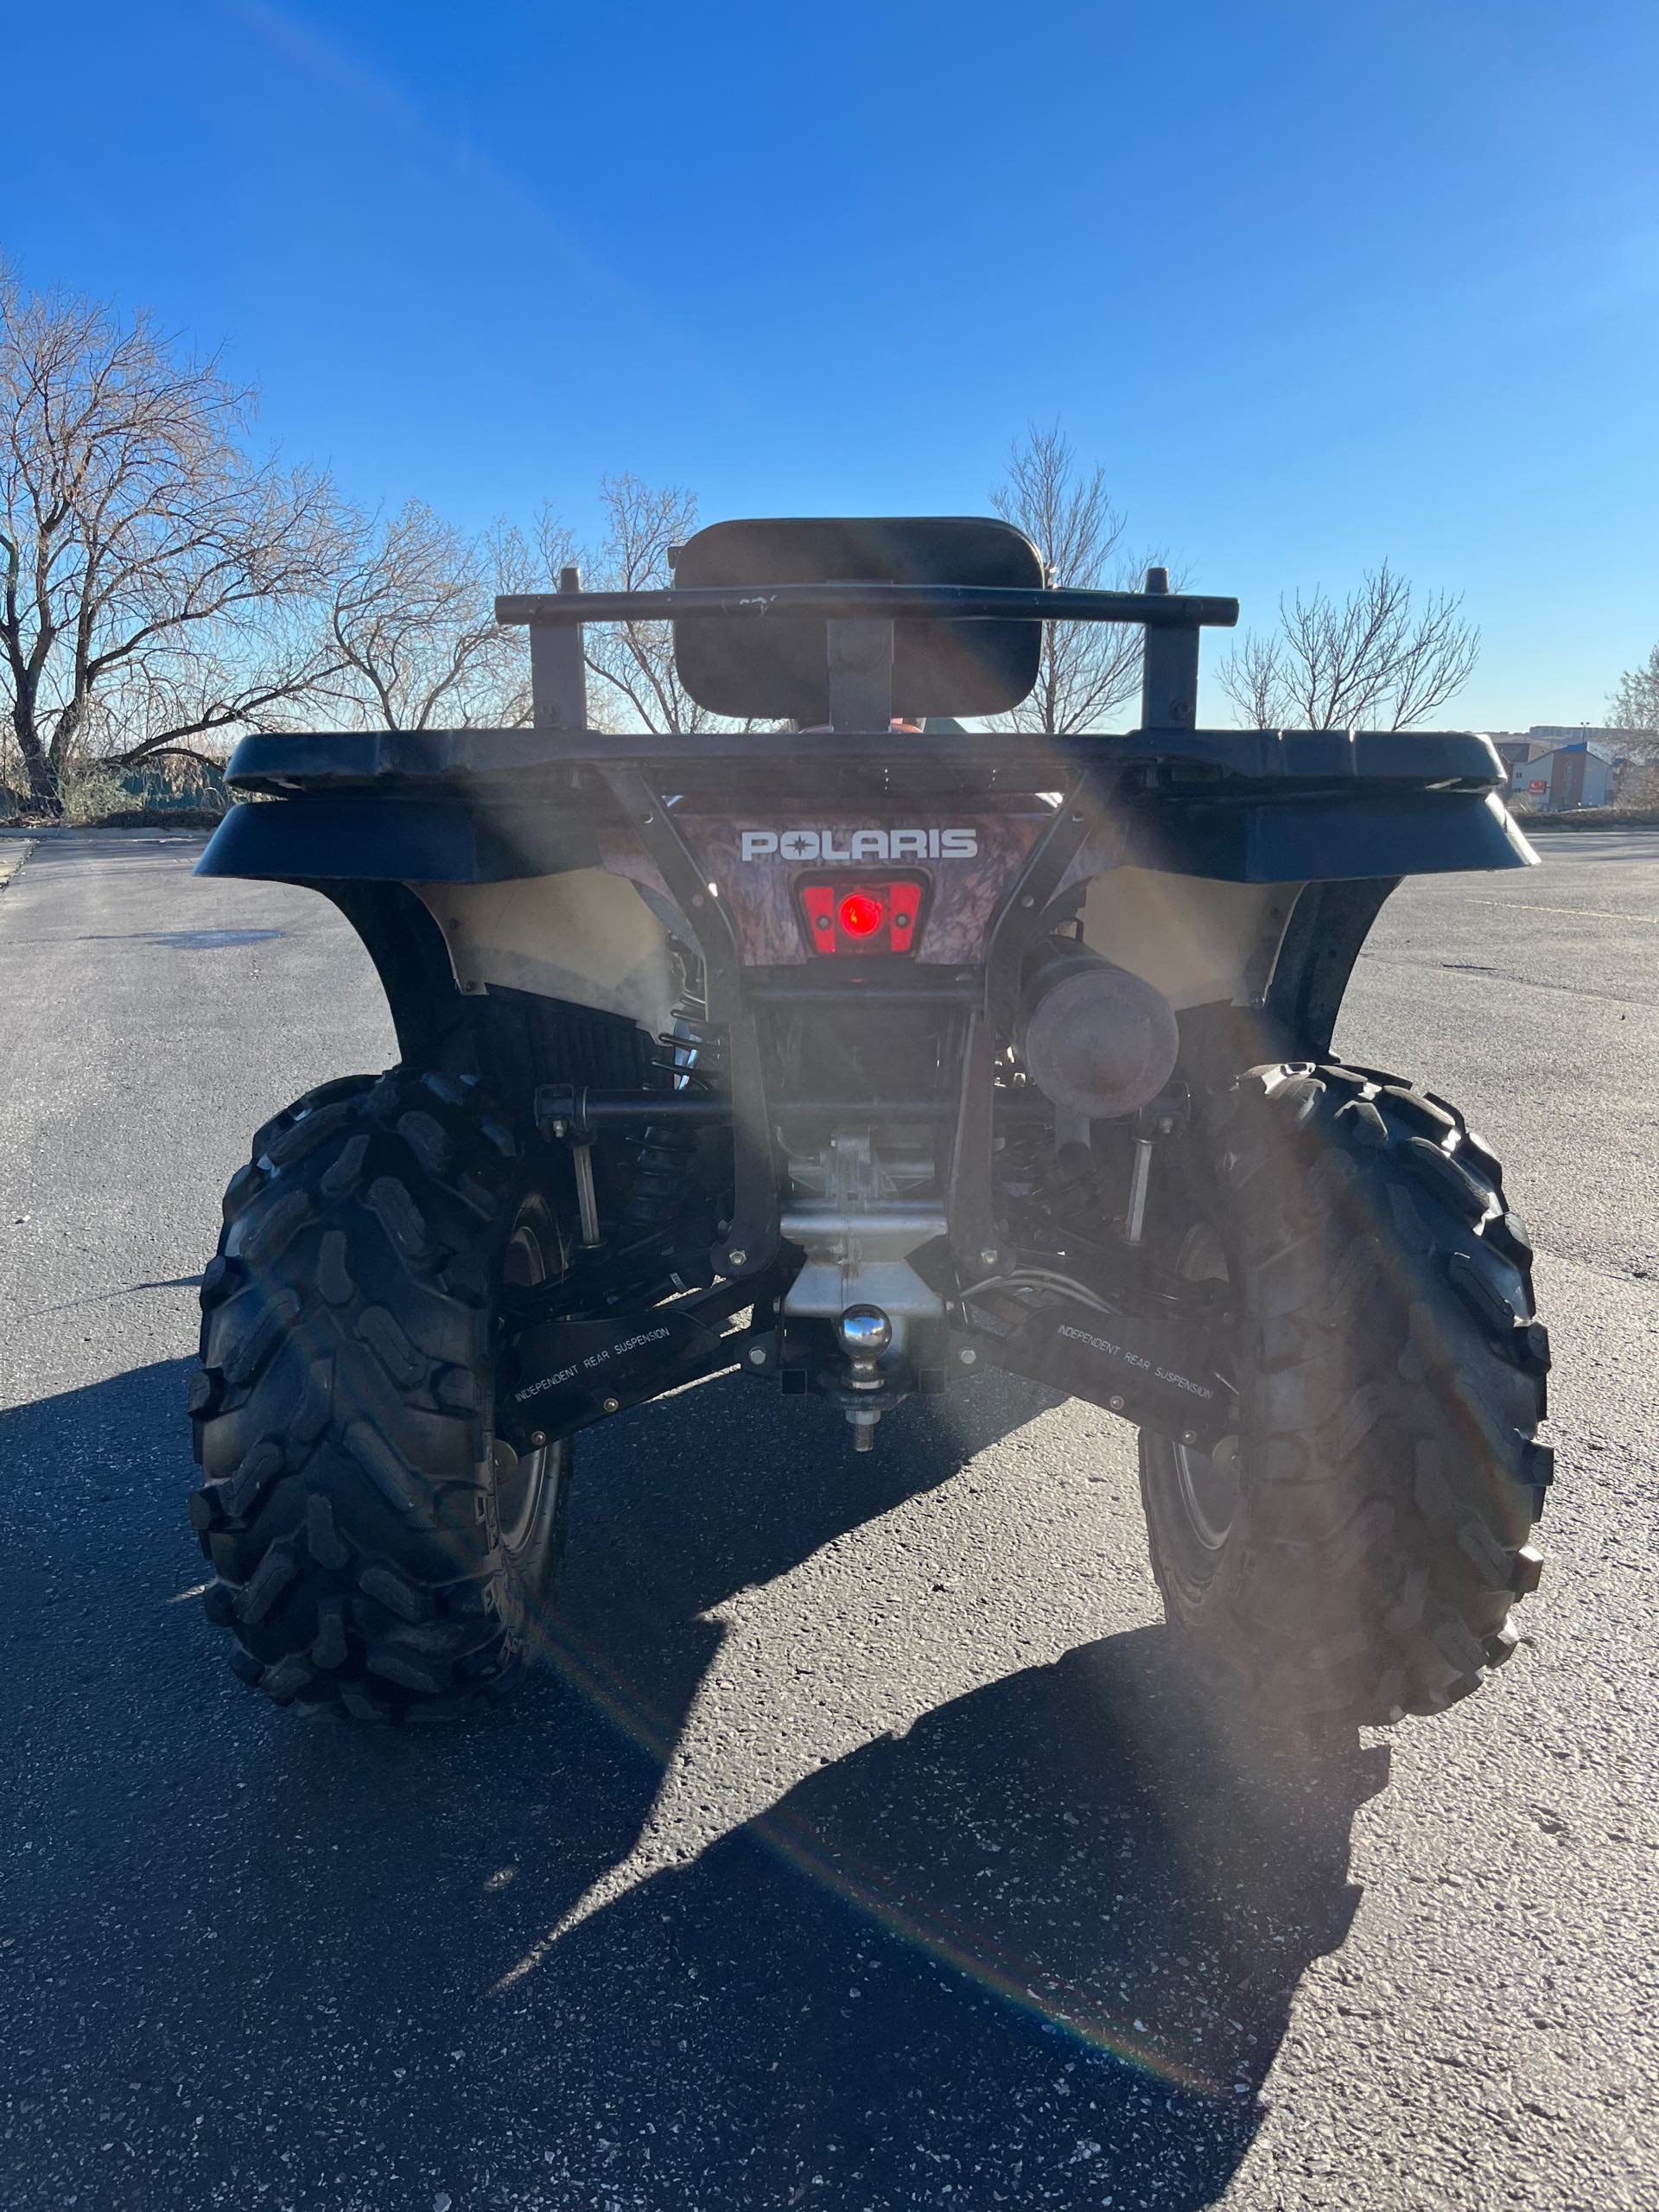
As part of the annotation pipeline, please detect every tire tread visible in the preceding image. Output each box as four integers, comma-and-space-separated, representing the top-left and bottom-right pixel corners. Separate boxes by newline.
1140, 1059, 1548, 1727
188, 1069, 569, 1720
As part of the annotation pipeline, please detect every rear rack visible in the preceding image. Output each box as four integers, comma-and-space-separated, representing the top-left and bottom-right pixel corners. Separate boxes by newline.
493, 581, 1240, 626
494, 570, 1240, 734
219, 721, 1512, 810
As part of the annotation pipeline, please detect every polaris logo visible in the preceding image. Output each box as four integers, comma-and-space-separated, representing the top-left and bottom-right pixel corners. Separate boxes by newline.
740, 827, 979, 863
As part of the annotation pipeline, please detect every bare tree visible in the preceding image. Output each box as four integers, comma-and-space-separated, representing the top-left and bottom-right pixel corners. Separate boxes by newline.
1221, 632, 1289, 730
1607, 642, 1659, 797
0, 267, 343, 811
1610, 643, 1659, 744
319, 480, 747, 741
575, 474, 727, 734
1220, 563, 1479, 730
315, 501, 527, 730
989, 426, 1167, 733
502, 475, 754, 734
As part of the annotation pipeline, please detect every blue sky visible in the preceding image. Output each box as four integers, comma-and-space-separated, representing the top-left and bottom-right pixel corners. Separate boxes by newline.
7, 0, 1656, 728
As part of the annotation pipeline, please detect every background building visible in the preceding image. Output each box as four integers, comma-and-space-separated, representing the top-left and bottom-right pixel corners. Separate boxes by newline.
1483, 728, 1625, 810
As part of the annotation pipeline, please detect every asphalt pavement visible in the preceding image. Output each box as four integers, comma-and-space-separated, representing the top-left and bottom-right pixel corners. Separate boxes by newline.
0, 827, 1653, 2212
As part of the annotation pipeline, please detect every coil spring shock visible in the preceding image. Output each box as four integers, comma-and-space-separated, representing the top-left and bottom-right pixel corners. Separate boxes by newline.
994, 1113, 1100, 1243
615, 1001, 728, 1236
992, 1114, 1046, 1204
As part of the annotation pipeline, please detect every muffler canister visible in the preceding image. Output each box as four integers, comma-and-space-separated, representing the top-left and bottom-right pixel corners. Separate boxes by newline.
1017, 944, 1179, 1119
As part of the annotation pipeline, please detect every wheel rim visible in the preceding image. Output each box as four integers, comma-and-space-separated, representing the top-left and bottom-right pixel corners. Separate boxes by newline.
495, 1201, 558, 1556
1168, 1224, 1240, 1554
1172, 1435, 1238, 1552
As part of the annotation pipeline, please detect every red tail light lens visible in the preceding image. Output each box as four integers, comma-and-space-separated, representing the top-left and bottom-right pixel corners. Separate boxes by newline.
798, 877, 925, 956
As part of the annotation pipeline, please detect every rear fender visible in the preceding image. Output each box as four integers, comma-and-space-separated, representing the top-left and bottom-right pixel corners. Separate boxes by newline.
1173, 874, 1400, 1083
408, 872, 677, 1038
1078, 871, 1298, 1014
196, 796, 675, 1054
1077, 868, 1400, 1080
195, 760, 1533, 1077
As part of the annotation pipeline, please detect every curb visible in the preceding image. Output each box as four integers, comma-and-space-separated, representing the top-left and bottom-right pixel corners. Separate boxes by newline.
1523, 812, 1659, 833
0, 826, 208, 844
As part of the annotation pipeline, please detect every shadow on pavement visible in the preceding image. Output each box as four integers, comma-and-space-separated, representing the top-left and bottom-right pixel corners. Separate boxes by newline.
0, 1357, 1385, 2211
530, 1628, 1387, 2210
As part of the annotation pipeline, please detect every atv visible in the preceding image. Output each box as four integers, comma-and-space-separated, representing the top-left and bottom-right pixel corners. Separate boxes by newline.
186, 515, 1549, 1729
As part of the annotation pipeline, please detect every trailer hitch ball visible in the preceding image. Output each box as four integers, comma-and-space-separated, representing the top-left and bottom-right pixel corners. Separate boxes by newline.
839, 1306, 893, 1363
1018, 945, 1179, 1120
839, 1306, 892, 1452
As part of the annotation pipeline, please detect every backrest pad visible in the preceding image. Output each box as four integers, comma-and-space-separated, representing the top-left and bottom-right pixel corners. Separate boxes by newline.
671, 516, 1045, 721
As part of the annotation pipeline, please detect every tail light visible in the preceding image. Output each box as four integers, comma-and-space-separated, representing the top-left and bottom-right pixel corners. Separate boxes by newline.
798, 876, 926, 957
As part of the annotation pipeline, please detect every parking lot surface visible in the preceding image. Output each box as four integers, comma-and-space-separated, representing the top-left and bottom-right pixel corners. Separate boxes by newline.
0, 828, 1653, 2211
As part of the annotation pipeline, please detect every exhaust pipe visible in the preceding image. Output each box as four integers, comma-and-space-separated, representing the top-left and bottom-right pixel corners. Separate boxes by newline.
1017, 943, 1179, 1119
